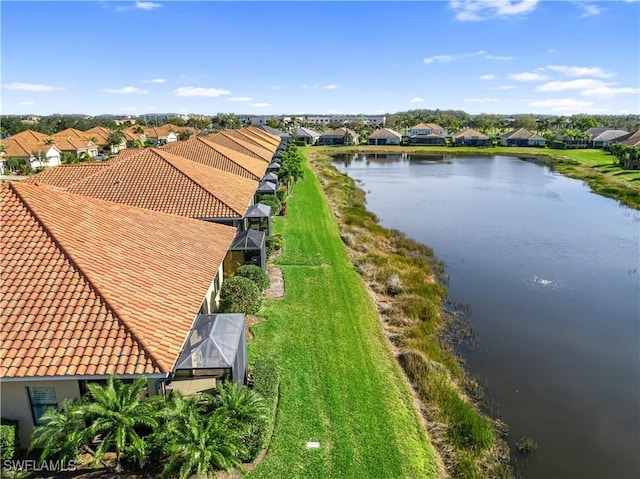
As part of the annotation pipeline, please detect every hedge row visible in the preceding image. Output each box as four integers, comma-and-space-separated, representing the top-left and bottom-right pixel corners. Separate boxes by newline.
243, 359, 280, 460
0, 417, 19, 460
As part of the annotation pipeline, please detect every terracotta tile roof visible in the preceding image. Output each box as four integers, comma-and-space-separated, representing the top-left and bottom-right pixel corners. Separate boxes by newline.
22, 163, 111, 189
143, 127, 175, 139
0, 137, 59, 158
63, 148, 254, 218
9, 130, 50, 143
1, 182, 237, 377
223, 130, 277, 155
161, 137, 267, 180
245, 126, 281, 149
51, 135, 96, 152
204, 131, 272, 162
452, 128, 489, 139
56, 128, 89, 140
616, 129, 640, 146
122, 127, 146, 142
84, 126, 112, 146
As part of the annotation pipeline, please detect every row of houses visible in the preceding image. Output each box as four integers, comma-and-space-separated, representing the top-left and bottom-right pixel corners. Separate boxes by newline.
1, 126, 287, 447
285, 122, 640, 149
0, 124, 199, 174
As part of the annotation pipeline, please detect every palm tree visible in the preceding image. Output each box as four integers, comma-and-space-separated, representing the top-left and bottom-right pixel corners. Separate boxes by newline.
161, 409, 246, 479
80, 376, 160, 471
212, 382, 267, 431
29, 399, 85, 465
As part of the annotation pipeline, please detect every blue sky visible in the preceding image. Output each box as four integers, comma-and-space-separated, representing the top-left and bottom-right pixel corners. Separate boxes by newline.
1, 1, 639, 116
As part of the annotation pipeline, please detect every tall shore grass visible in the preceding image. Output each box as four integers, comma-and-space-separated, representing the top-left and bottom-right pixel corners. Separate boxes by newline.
306, 147, 513, 478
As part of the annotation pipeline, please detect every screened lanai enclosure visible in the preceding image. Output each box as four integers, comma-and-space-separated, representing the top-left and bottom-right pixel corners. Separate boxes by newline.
224, 229, 266, 275
169, 313, 247, 395
245, 202, 272, 235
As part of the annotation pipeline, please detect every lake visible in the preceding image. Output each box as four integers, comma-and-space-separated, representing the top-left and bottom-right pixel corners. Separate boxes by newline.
334, 153, 640, 479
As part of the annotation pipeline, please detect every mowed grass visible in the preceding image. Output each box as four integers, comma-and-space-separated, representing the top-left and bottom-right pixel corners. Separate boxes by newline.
247, 159, 440, 479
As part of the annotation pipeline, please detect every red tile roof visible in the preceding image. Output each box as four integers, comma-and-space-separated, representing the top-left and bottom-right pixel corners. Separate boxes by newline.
225, 129, 277, 153
204, 131, 273, 162
23, 163, 111, 189
1, 182, 237, 378
59, 148, 255, 218
244, 126, 281, 150
160, 137, 268, 180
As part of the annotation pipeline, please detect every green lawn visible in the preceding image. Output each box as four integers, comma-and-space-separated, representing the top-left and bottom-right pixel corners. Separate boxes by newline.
247, 159, 440, 479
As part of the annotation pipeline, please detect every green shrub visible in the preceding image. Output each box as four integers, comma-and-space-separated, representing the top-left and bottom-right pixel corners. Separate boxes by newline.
219, 276, 262, 314
0, 418, 19, 460
293, 140, 307, 147
235, 265, 270, 292
259, 195, 282, 215
266, 234, 282, 257
243, 359, 280, 460
276, 187, 287, 202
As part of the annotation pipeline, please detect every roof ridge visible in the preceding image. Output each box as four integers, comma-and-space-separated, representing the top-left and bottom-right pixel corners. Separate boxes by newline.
7, 182, 162, 372
197, 137, 257, 177
153, 149, 244, 216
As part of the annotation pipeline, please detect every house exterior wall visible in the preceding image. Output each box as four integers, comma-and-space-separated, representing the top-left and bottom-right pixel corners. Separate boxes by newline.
1, 379, 82, 447
409, 136, 445, 145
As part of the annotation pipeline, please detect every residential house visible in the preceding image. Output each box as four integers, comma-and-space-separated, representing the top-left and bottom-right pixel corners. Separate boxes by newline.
84, 126, 127, 154
122, 126, 147, 147
1, 181, 238, 447
612, 129, 640, 147
367, 128, 402, 145
0, 131, 62, 173
409, 123, 446, 136
294, 127, 321, 145
452, 128, 491, 147
224, 128, 279, 153
500, 128, 546, 147
408, 123, 446, 145
143, 126, 178, 146
584, 128, 630, 148
51, 133, 99, 158
245, 126, 283, 150
319, 127, 360, 146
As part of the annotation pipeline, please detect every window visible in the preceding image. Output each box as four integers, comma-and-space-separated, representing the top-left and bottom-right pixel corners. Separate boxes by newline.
27, 386, 58, 425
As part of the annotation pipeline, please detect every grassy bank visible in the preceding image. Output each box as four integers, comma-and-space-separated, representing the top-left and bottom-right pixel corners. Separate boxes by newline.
303, 147, 513, 478
326, 144, 640, 209
247, 158, 441, 478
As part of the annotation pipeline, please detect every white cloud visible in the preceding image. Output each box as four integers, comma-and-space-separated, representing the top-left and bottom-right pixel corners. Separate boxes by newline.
581, 86, 640, 99
579, 4, 602, 17
272, 85, 281, 90
491, 84, 518, 90
135, 2, 161, 10
464, 97, 499, 103
303, 83, 320, 89
102, 86, 149, 94
537, 79, 611, 92
143, 78, 167, 84
227, 96, 253, 102
410, 97, 424, 103
508, 71, 548, 81
546, 65, 615, 78
252, 102, 270, 108
547, 48, 557, 53
471, 50, 487, 56
449, 0, 539, 21
479, 74, 496, 80
324, 84, 340, 90
485, 55, 513, 60
19, 101, 35, 105
2, 82, 62, 92
424, 55, 454, 64
174, 87, 230, 97
526, 98, 595, 112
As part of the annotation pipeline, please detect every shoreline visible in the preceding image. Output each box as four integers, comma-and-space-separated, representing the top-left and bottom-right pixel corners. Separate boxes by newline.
306, 147, 514, 478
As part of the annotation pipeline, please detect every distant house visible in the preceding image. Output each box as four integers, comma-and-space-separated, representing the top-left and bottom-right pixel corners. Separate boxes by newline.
409, 123, 446, 136
452, 128, 491, 147
367, 128, 402, 145
612, 129, 640, 147
500, 128, 546, 147
1, 181, 239, 447
408, 123, 446, 145
319, 127, 360, 146
294, 127, 321, 144
122, 127, 147, 147
0, 131, 62, 172
585, 128, 630, 148
258, 125, 292, 139
51, 134, 99, 158
84, 126, 127, 154
143, 127, 178, 146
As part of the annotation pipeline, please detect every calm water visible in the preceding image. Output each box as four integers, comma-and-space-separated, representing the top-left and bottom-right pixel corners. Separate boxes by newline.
334, 153, 640, 479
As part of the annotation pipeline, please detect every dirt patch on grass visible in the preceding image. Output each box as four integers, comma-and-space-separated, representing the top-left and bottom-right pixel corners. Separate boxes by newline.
265, 264, 284, 299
